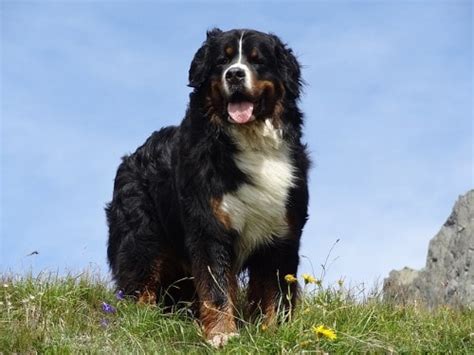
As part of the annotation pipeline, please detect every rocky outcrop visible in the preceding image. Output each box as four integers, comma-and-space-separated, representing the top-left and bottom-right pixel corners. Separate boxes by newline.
383, 190, 474, 308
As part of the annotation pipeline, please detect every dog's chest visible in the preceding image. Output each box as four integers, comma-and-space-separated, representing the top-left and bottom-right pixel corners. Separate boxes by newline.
221, 120, 295, 267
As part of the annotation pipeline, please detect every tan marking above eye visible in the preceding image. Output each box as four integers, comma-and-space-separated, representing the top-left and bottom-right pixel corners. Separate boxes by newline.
225, 46, 235, 57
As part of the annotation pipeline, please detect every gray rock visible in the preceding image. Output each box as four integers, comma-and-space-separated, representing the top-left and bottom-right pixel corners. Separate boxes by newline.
383, 190, 474, 308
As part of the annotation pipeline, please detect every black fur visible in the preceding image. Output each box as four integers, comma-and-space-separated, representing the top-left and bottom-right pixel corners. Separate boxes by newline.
106, 28, 310, 340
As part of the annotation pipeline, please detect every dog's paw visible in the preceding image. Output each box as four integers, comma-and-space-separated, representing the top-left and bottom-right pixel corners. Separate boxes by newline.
207, 332, 239, 348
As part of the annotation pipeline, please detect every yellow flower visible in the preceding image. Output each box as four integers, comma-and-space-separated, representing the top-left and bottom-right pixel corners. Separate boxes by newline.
312, 325, 337, 341
302, 273, 318, 284
284, 274, 298, 283
261, 324, 268, 331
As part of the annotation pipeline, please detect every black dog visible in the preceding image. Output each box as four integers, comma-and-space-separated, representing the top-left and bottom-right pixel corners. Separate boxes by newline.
106, 28, 309, 347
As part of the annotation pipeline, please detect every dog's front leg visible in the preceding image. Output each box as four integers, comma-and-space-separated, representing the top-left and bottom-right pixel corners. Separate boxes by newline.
246, 241, 300, 326
185, 232, 238, 347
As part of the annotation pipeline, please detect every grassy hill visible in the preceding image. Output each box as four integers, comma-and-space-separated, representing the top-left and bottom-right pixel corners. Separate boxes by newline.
1, 273, 472, 353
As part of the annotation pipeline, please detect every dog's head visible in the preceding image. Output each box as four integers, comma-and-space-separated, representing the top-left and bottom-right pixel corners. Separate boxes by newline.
188, 28, 302, 125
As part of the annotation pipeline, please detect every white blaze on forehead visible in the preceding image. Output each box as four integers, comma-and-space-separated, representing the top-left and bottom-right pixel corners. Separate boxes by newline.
223, 31, 252, 94
237, 31, 244, 64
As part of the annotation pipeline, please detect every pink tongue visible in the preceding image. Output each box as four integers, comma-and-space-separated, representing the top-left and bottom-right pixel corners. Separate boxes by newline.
227, 102, 254, 124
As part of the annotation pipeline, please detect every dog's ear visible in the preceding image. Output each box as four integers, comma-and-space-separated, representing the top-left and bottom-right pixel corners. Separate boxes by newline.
271, 34, 302, 99
188, 28, 222, 88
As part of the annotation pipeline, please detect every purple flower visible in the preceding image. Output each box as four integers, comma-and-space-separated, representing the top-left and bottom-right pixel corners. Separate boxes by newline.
115, 290, 125, 300
101, 302, 116, 314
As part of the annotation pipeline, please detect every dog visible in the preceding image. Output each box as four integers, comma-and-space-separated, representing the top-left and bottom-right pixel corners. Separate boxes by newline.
106, 28, 310, 347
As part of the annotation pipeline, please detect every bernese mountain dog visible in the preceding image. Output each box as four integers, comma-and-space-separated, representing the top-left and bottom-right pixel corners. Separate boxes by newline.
106, 28, 310, 347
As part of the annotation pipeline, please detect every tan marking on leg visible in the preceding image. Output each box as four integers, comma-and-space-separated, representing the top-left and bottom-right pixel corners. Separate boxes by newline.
248, 278, 278, 324
137, 258, 163, 305
195, 271, 238, 347
248, 271, 299, 325
138, 288, 157, 304
200, 300, 237, 337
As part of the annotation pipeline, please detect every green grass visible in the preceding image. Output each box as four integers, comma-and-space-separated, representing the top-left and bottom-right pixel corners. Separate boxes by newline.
1, 273, 472, 354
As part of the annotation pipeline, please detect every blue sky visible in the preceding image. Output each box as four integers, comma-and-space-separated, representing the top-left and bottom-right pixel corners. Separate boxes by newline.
1, 1, 472, 286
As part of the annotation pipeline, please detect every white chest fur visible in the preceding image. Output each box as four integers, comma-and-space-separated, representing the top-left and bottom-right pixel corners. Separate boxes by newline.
222, 119, 295, 268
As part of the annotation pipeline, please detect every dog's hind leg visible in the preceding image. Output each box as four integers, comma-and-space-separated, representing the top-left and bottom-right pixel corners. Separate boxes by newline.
106, 155, 174, 303
113, 236, 194, 307
110, 233, 163, 303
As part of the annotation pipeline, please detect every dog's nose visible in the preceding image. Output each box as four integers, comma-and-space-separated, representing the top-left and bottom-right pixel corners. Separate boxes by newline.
225, 67, 246, 84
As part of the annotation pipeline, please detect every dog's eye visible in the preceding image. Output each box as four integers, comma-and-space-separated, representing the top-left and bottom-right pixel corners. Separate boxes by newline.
248, 52, 264, 65
216, 57, 230, 65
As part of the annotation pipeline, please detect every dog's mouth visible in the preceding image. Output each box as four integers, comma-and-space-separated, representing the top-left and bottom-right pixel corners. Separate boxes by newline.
227, 101, 254, 124
223, 81, 279, 125
226, 92, 257, 124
